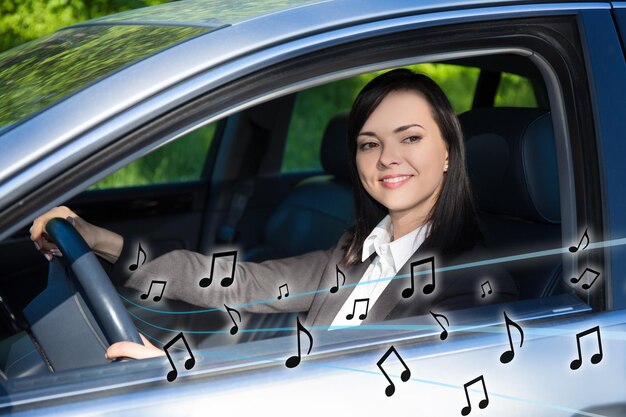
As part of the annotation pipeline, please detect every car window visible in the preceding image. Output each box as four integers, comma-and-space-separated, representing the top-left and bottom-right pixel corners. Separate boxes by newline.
89, 122, 217, 189
494, 72, 538, 107
281, 63, 480, 172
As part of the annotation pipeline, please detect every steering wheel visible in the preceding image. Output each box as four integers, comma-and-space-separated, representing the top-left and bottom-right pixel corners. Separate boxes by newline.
45, 217, 143, 345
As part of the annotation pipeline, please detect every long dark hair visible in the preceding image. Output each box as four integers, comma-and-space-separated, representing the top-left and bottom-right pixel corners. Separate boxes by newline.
342, 68, 480, 265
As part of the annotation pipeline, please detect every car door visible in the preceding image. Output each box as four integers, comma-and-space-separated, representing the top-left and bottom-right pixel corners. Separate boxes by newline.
1, 1, 625, 416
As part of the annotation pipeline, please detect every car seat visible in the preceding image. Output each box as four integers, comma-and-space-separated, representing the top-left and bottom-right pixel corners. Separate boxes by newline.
459, 107, 564, 299
244, 112, 355, 262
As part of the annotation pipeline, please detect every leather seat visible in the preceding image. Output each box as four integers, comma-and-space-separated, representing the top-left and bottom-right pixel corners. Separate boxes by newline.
245, 112, 355, 262
459, 107, 563, 298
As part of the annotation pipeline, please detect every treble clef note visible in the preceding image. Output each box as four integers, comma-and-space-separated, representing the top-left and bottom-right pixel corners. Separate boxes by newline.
376, 345, 411, 397
429, 310, 449, 341
480, 281, 493, 298
570, 325, 603, 370
330, 264, 346, 294
224, 304, 241, 335
129, 243, 147, 271
199, 250, 237, 288
500, 311, 524, 364
346, 298, 369, 320
570, 267, 601, 290
285, 317, 313, 368
569, 228, 590, 253
163, 332, 196, 382
140, 280, 167, 302
461, 375, 489, 416
402, 256, 436, 299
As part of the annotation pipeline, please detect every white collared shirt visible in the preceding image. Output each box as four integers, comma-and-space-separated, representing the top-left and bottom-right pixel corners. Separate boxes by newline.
330, 215, 431, 328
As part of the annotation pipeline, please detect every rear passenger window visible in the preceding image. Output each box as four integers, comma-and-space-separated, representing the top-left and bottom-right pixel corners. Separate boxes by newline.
89, 123, 216, 189
281, 64, 480, 173
494, 72, 538, 107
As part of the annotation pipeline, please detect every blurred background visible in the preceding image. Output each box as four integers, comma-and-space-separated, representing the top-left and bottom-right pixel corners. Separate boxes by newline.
0, 0, 536, 188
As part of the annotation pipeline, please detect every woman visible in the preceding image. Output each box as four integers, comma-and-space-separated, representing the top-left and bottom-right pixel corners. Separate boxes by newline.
30, 69, 518, 359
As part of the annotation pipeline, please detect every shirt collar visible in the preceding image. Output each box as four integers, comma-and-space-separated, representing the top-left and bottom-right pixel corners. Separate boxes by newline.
362, 216, 392, 262
361, 215, 431, 269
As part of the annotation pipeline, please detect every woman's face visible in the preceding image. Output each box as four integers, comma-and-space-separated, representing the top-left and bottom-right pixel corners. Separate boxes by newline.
356, 90, 449, 224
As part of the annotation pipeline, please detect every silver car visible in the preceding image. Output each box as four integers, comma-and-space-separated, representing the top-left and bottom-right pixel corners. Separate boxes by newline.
0, 0, 625, 415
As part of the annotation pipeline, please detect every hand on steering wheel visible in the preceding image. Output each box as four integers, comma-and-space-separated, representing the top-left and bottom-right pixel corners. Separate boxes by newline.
43, 217, 144, 346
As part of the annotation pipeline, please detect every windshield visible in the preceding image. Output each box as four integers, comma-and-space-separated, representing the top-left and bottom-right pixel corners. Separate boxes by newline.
0, 24, 212, 128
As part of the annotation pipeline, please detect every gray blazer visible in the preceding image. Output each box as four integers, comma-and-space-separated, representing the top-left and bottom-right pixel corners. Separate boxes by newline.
114, 233, 518, 327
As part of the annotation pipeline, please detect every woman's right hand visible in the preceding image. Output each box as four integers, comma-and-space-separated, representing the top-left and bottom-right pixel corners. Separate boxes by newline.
106, 333, 165, 361
30, 206, 123, 263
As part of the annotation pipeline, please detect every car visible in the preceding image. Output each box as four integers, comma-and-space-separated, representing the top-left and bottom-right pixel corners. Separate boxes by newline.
0, 0, 625, 415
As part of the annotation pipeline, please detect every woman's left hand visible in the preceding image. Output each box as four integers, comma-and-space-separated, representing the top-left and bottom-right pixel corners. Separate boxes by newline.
106, 333, 165, 360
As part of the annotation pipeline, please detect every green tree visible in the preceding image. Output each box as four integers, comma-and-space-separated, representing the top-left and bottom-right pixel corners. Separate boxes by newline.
0, 0, 172, 52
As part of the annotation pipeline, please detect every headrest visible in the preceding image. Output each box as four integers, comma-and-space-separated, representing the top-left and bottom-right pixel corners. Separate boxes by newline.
320, 112, 350, 180
459, 107, 560, 224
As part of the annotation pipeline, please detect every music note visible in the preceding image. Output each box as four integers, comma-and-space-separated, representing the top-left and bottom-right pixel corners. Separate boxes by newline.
402, 256, 435, 298
330, 264, 346, 294
570, 326, 603, 370
163, 332, 195, 382
480, 281, 493, 298
277, 283, 290, 300
569, 228, 590, 253
285, 317, 313, 368
129, 243, 147, 271
500, 311, 524, 364
199, 250, 237, 288
376, 345, 411, 397
140, 280, 167, 302
346, 298, 370, 320
223, 304, 241, 335
429, 310, 449, 341
570, 267, 601, 290
461, 375, 489, 416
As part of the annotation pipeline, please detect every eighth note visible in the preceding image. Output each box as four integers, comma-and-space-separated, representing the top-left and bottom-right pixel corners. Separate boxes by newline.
330, 264, 346, 294
500, 311, 524, 364
430, 310, 449, 341
224, 304, 241, 335
129, 242, 147, 271
140, 280, 167, 302
163, 332, 195, 382
199, 250, 237, 288
570, 325, 603, 370
570, 267, 601, 290
461, 375, 489, 416
285, 316, 313, 368
346, 298, 369, 320
277, 283, 290, 300
569, 228, 590, 253
376, 345, 411, 397
480, 281, 493, 298
402, 256, 436, 298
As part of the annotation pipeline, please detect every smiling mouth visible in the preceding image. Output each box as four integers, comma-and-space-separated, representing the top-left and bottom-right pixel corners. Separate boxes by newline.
381, 175, 411, 184
380, 175, 412, 188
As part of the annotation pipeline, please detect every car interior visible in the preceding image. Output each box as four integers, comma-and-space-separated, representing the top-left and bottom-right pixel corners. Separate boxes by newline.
0, 52, 577, 379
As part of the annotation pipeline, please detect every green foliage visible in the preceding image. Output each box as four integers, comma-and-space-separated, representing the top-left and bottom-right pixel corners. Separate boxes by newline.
494, 72, 537, 108
90, 123, 216, 189
0, 0, 170, 52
